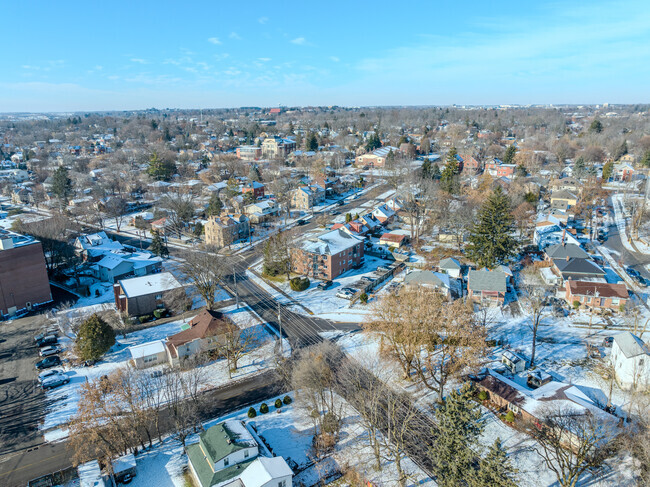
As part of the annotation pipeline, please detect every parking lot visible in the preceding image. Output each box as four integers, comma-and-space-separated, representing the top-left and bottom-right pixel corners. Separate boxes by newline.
0, 313, 52, 455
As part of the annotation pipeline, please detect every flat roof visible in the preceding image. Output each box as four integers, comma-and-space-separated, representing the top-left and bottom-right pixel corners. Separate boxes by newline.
119, 272, 182, 298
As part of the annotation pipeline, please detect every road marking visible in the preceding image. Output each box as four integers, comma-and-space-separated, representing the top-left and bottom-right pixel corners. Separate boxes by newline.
0, 450, 68, 477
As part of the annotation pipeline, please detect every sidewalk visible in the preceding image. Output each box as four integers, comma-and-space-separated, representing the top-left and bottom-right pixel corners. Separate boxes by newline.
247, 268, 314, 315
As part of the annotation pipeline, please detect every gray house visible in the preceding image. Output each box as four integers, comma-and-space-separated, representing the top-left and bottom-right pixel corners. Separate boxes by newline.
467, 270, 507, 305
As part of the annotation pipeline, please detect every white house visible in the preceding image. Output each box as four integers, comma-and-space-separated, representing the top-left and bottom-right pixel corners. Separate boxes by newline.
610, 332, 650, 391
129, 340, 167, 369
439, 257, 462, 278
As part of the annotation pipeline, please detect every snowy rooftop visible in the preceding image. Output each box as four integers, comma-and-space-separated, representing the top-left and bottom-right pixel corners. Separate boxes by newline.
113, 453, 136, 474
301, 229, 362, 255
129, 340, 166, 359
239, 456, 293, 486
119, 272, 182, 298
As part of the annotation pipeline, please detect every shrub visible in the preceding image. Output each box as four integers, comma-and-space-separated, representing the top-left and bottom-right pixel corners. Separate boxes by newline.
359, 292, 368, 304
283, 395, 292, 405
153, 308, 167, 319
76, 313, 116, 361
247, 407, 256, 418
275, 399, 283, 409
138, 315, 152, 324
478, 390, 488, 401
572, 300, 581, 310
505, 410, 515, 423
290, 276, 310, 292
260, 403, 269, 414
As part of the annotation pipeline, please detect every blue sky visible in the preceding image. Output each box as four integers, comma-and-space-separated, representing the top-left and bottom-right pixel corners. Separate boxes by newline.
2, 0, 650, 111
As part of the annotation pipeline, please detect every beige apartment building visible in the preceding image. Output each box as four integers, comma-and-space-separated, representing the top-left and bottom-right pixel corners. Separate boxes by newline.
204, 214, 250, 247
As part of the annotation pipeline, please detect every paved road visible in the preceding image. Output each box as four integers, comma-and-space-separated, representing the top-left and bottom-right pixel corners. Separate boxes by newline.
0, 370, 284, 487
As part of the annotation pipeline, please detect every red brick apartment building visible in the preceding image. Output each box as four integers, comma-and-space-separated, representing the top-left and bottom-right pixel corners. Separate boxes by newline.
0, 230, 52, 317
291, 229, 364, 280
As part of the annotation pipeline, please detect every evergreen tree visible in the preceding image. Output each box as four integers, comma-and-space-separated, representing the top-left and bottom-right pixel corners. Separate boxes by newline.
503, 145, 517, 164
589, 119, 603, 134
431, 163, 441, 180
602, 160, 614, 181
472, 439, 518, 487
193, 222, 204, 238
307, 133, 319, 151
467, 186, 517, 268
75, 314, 116, 361
345, 213, 353, 223
613, 140, 628, 160
640, 150, 650, 168
365, 132, 382, 152
206, 193, 223, 216
249, 164, 262, 182
150, 230, 169, 258
52, 166, 73, 202
573, 156, 586, 178
262, 233, 290, 278
421, 159, 432, 178
429, 384, 484, 487
440, 148, 460, 194
147, 151, 176, 181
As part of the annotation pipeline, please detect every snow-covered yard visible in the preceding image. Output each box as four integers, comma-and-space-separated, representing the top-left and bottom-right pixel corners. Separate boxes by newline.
43, 302, 288, 442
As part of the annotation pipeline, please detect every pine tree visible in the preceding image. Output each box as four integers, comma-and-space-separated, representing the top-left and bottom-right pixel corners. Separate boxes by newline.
589, 119, 603, 134
431, 164, 441, 180
307, 133, 318, 151
429, 384, 484, 487
365, 132, 382, 152
467, 186, 517, 268
440, 148, 460, 194
249, 165, 262, 182
471, 439, 518, 487
422, 159, 432, 178
503, 145, 517, 164
573, 156, 586, 178
76, 314, 116, 361
147, 151, 176, 181
613, 140, 628, 160
602, 160, 614, 181
206, 193, 223, 216
150, 230, 169, 258
640, 150, 650, 168
52, 166, 73, 202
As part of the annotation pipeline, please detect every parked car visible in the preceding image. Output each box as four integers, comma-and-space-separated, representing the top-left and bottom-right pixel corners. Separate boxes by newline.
39, 345, 62, 358
41, 373, 69, 390
337, 200, 345, 206
38, 368, 63, 383
36, 335, 58, 347
36, 355, 62, 370
336, 288, 356, 299
376, 266, 391, 273
602, 336, 614, 347
330, 210, 340, 216
34, 330, 58, 342
626, 267, 641, 279
318, 280, 333, 290
296, 219, 307, 226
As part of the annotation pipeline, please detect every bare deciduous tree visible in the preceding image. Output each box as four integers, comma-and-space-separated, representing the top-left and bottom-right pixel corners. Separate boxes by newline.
178, 250, 226, 310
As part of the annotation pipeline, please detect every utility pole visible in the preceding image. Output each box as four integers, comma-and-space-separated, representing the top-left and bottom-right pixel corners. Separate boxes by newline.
233, 264, 239, 309
277, 302, 283, 340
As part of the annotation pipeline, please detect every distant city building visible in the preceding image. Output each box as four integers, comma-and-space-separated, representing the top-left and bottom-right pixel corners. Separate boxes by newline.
354, 146, 400, 168
261, 136, 296, 159
236, 146, 262, 161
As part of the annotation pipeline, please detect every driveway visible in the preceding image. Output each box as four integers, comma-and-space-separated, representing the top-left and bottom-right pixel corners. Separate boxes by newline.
0, 314, 52, 455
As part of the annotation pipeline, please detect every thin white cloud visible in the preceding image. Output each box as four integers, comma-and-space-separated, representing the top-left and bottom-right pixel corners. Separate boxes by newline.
291, 37, 306, 45
229, 32, 242, 40
208, 37, 221, 45
330, 56, 340, 62
258, 57, 271, 62
258, 16, 268, 24
130, 58, 148, 64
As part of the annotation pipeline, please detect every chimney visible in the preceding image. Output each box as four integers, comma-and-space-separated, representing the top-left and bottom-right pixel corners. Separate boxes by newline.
561, 229, 566, 246
566, 255, 570, 262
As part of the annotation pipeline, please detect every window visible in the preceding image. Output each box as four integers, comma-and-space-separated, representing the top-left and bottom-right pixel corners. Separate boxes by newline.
223, 457, 229, 467
507, 403, 520, 414
155, 294, 163, 300
244, 450, 249, 458
278, 481, 286, 487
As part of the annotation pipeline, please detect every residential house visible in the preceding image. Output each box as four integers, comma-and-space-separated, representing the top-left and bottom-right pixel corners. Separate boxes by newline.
165, 309, 240, 366
613, 163, 635, 181
485, 160, 516, 178
502, 351, 526, 374
129, 340, 167, 369
544, 242, 589, 262
474, 369, 616, 429
204, 214, 250, 248
261, 136, 296, 159
620, 154, 636, 165
379, 233, 408, 248
371, 204, 396, 224
553, 258, 606, 282
11, 187, 33, 205
244, 200, 278, 224
467, 269, 507, 305
403, 270, 457, 298
74, 231, 124, 261
114, 272, 183, 317
236, 146, 262, 161
565, 281, 628, 310
0, 229, 52, 318
112, 454, 137, 484
550, 190, 578, 210
291, 229, 364, 280
610, 332, 650, 391
186, 420, 292, 487
439, 257, 462, 278
242, 181, 265, 199
290, 186, 325, 210
331, 220, 370, 238
354, 146, 400, 168
549, 177, 581, 193
459, 154, 482, 173
358, 214, 382, 234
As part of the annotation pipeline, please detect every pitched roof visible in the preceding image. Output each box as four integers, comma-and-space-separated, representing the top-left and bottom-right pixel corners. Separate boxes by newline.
239, 457, 293, 486
613, 332, 649, 359
166, 309, 239, 350
555, 258, 605, 276
404, 270, 450, 289
468, 270, 507, 293
551, 189, 578, 200
439, 257, 461, 270
567, 280, 628, 299
545, 243, 589, 260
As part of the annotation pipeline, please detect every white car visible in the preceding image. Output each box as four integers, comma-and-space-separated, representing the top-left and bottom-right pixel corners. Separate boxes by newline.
38, 368, 63, 383
41, 373, 70, 389
39, 345, 62, 358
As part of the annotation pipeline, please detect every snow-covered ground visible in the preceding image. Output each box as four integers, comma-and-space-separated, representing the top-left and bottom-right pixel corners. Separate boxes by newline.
249, 255, 395, 322
328, 303, 643, 487
43, 302, 288, 441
